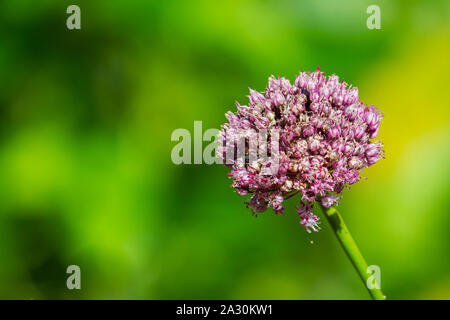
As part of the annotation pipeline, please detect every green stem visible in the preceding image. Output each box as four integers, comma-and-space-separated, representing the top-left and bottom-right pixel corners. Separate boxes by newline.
319, 204, 386, 300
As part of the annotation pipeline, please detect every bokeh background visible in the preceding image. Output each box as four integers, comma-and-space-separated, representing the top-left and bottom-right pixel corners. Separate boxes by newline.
0, 0, 449, 299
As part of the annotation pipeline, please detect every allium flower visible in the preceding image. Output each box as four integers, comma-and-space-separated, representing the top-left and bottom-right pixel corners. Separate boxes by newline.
218, 68, 384, 233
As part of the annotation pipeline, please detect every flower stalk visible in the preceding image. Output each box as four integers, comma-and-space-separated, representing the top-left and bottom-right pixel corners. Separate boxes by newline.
320, 204, 386, 300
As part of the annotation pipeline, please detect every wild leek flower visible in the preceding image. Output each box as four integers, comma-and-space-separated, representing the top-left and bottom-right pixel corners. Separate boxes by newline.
219, 69, 385, 299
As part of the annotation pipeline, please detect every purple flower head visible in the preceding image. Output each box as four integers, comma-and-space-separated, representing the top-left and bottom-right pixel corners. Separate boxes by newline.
219, 69, 384, 233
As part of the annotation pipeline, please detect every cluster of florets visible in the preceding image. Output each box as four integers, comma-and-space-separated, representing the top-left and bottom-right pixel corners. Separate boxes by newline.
218, 69, 384, 233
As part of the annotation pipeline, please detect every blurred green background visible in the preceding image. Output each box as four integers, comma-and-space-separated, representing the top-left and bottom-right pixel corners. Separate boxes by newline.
0, 0, 449, 299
